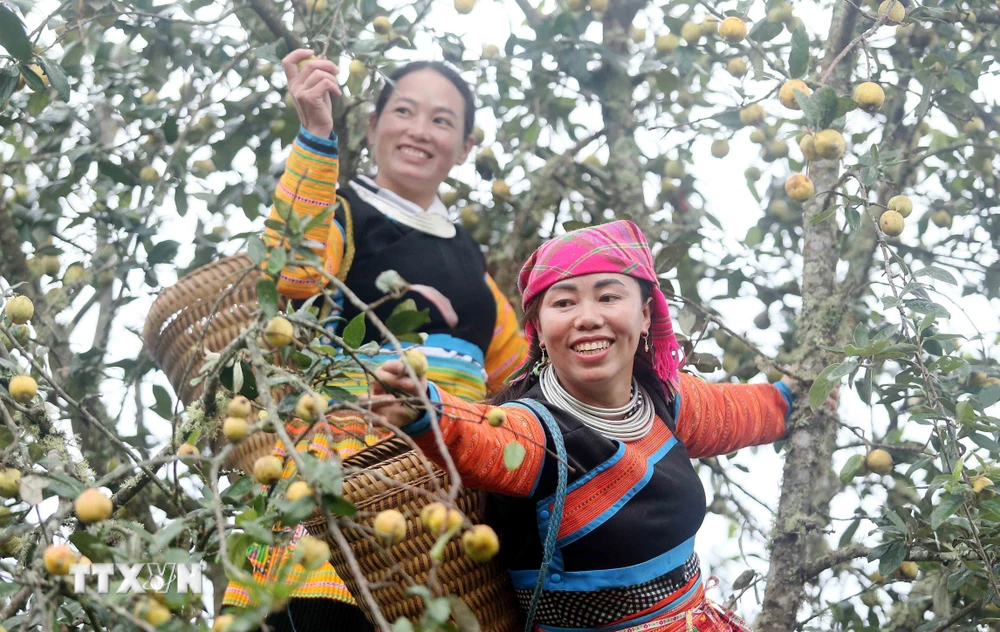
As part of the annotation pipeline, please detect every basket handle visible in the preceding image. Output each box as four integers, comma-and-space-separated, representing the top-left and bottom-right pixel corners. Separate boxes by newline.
515, 398, 568, 632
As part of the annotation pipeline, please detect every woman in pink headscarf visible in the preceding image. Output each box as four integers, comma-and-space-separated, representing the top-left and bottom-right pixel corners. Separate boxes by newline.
367, 220, 798, 631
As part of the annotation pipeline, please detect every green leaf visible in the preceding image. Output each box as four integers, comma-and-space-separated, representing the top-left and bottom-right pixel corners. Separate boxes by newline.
256, 278, 279, 319
385, 308, 430, 336
839, 454, 864, 484
448, 596, 482, 632
391, 617, 415, 632
267, 248, 287, 277
0, 65, 19, 104
838, 518, 861, 549
956, 401, 975, 424
795, 89, 821, 128
877, 540, 907, 577
38, 57, 69, 101
424, 596, 452, 624
321, 493, 357, 517
810, 205, 838, 225
147, 239, 180, 265
342, 313, 366, 349
654, 243, 690, 273
788, 23, 809, 78
248, 236, 267, 265
978, 385, 1000, 408
816, 86, 840, 129
222, 476, 256, 501
809, 359, 858, 410
45, 471, 86, 499
503, 441, 526, 471
0, 4, 32, 61
151, 384, 174, 420
914, 265, 958, 285
930, 493, 965, 529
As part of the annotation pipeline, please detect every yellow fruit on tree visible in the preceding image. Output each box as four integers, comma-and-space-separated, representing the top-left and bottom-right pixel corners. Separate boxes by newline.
487, 408, 507, 427
373, 16, 392, 34
655, 34, 680, 53
227, 395, 252, 418
483, 44, 500, 59
254, 455, 284, 485
264, 316, 294, 348
63, 264, 86, 285
739, 103, 765, 126
420, 502, 464, 534
403, 348, 429, 378
296, 55, 318, 73
287, 480, 313, 502
454, 0, 475, 14
140, 90, 159, 105
879, 210, 904, 236
749, 129, 766, 144
590, 0, 608, 12
680, 22, 701, 43
177, 443, 198, 459
441, 190, 459, 206
931, 209, 952, 229
8, 375, 37, 404
74, 487, 113, 523
853, 82, 885, 113
866, 449, 893, 475
135, 598, 171, 627
630, 26, 646, 41
305, 0, 327, 11
963, 117, 985, 135
459, 206, 478, 228
462, 524, 500, 562
878, 0, 905, 23
492, 179, 510, 198
663, 159, 685, 179
897, 561, 918, 580
972, 476, 994, 494
718, 17, 747, 43
778, 79, 811, 110
566, 0, 585, 10
710, 139, 730, 158
213, 614, 235, 632
887, 195, 912, 217
799, 133, 819, 161
0, 468, 22, 498
44, 544, 77, 575
223, 416, 250, 442
270, 120, 286, 135
700, 17, 719, 36
814, 129, 846, 160
295, 393, 326, 423
745, 166, 761, 181
769, 199, 792, 220
472, 126, 485, 144
373, 509, 407, 544
784, 174, 815, 202
140, 166, 159, 183
727, 58, 748, 77
297, 535, 330, 570
5, 295, 34, 324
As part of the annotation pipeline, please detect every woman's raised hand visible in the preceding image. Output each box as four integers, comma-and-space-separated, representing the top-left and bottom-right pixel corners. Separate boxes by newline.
362, 360, 430, 428
283, 48, 341, 139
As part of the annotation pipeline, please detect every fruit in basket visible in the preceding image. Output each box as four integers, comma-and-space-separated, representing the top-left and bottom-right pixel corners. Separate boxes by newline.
254, 456, 284, 485
373, 509, 407, 544
420, 502, 464, 534
227, 396, 252, 418
462, 524, 500, 562
297, 535, 331, 570
264, 316, 295, 348
223, 417, 250, 442
403, 348, 429, 379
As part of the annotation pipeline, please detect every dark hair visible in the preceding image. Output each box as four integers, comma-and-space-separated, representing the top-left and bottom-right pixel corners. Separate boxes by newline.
373, 61, 476, 138
490, 278, 665, 405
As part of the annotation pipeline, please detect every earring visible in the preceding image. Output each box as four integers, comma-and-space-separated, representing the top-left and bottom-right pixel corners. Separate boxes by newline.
532, 345, 550, 376
643, 332, 651, 352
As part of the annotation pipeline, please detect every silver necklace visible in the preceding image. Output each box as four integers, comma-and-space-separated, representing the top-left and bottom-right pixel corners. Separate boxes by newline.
538, 365, 655, 441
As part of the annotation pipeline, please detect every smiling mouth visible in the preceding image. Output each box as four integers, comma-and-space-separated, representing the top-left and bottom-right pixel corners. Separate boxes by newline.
572, 340, 612, 355
400, 146, 431, 159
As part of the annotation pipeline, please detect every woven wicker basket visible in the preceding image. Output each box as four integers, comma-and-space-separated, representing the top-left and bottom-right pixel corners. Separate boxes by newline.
303, 437, 523, 632
142, 254, 277, 474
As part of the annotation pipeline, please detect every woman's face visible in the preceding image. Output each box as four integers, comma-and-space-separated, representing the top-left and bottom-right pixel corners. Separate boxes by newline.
368, 68, 474, 207
535, 273, 651, 408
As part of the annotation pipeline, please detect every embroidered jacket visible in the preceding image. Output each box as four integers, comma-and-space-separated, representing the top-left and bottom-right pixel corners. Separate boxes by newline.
403, 373, 792, 631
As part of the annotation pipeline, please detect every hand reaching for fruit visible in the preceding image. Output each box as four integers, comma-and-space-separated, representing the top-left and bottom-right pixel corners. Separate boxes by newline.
362, 354, 430, 427
283, 48, 342, 139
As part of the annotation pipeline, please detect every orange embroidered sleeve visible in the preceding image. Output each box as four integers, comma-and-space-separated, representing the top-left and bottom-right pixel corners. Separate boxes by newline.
483, 273, 528, 395
673, 373, 788, 459
409, 387, 547, 498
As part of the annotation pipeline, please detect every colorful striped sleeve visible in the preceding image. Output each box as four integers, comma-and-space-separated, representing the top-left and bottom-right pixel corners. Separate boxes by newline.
483, 273, 528, 394
265, 126, 345, 300
403, 384, 546, 498
672, 372, 789, 459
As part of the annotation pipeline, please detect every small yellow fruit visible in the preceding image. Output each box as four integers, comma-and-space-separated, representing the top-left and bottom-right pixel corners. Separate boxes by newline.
930, 209, 952, 229
814, 129, 846, 160
655, 34, 680, 53
749, 129, 766, 144
41, 256, 61, 276
487, 408, 507, 427
140, 166, 159, 183
866, 449, 893, 475
295, 393, 326, 423
63, 264, 86, 285
472, 126, 485, 144
141, 90, 159, 105
710, 139, 730, 158
441, 190, 459, 207
420, 502, 464, 534
483, 44, 500, 59
373, 16, 392, 33
459, 206, 478, 228
287, 480, 313, 502
8, 375, 37, 404
270, 120, 287, 134
745, 166, 761, 181
896, 560, 918, 580
492, 179, 510, 198
74, 487, 113, 523
223, 417, 250, 442
403, 348, 429, 378
263, 316, 294, 348
853, 82, 885, 113
454, 0, 475, 14
972, 476, 994, 494
0, 507, 13, 526
799, 133, 820, 161
227, 396, 252, 418
305, 0, 327, 11
253, 455, 284, 485
296, 55, 318, 73
768, 199, 791, 220
963, 117, 985, 135
739, 103, 766, 126
630, 26, 646, 41
778, 79, 811, 110
566, 0, 585, 10
879, 210, 904, 236
700, 16, 719, 36
177, 443, 198, 459
347, 60, 366, 77
589, 0, 608, 12
887, 195, 912, 217
784, 174, 815, 202
213, 614, 235, 632
663, 160, 685, 179
660, 178, 676, 194
719, 17, 747, 43
44, 544, 77, 575
462, 524, 500, 562
297, 535, 330, 570
680, 22, 701, 43
135, 598, 171, 626
0, 468, 22, 498
727, 58, 748, 77
373, 509, 407, 545
5, 296, 34, 324
970, 372, 989, 387
878, 0, 905, 24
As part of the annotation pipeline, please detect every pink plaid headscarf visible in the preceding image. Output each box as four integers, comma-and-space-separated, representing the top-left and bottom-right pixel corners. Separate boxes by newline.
514, 220, 684, 387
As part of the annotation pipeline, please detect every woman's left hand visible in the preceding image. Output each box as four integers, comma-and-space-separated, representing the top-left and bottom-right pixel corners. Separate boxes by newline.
360, 360, 430, 427
781, 374, 840, 411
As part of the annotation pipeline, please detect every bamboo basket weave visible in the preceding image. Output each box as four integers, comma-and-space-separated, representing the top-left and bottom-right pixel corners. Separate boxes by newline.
303, 437, 523, 632
142, 254, 276, 474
